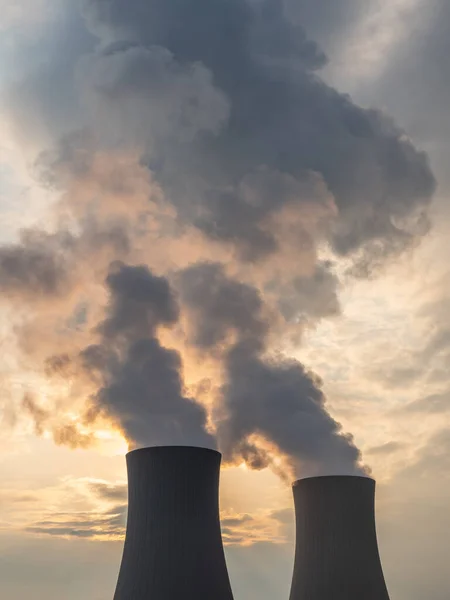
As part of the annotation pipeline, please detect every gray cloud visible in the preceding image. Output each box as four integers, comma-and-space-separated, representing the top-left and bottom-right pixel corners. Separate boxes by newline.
221, 514, 254, 528
284, 0, 371, 56
0, 0, 438, 478
80, 0, 435, 266
79, 263, 215, 449
0, 217, 131, 304
179, 262, 365, 477
0, 230, 71, 299
88, 481, 127, 503
98, 263, 179, 339
274, 260, 341, 323
178, 262, 269, 351
25, 504, 127, 540
78, 43, 229, 150
220, 342, 365, 477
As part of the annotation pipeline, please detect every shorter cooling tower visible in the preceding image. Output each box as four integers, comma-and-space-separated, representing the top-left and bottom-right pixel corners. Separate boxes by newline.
289, 475, 390, 600
113, 446, 234, 600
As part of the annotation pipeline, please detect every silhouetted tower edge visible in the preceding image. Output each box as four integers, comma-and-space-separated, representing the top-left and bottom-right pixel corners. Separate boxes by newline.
113, 445, 234, 600
289, 475, 390, 600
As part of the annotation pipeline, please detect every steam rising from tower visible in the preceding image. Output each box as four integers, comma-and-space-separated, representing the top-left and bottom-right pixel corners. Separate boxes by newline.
113, 446, 234, 600
0, 0, 436, 479
289, 476, 390, 600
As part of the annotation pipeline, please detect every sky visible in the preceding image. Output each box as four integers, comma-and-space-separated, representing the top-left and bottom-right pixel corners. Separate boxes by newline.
1, 1, 450, 598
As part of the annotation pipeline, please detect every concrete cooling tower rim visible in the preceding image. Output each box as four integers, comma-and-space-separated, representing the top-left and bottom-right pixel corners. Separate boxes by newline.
292, 474, 375, 486
126, 445, 220, 458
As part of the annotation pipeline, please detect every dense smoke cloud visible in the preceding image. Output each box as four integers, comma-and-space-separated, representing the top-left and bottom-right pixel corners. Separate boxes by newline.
65, 263, 214, 448
0, 0, 436, 477
81, 0, 434, 265
179, 262, 364, 476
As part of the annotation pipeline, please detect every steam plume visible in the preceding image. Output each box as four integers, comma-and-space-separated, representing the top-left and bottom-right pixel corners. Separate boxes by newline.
179, 262, 364, 477
1, 0, 435, 477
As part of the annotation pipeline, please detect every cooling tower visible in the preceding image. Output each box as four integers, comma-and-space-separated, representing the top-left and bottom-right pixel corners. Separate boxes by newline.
289, 475, 390, 600
113, 446, 234, 600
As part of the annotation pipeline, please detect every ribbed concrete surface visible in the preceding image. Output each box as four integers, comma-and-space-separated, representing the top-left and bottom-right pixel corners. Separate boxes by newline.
289, 475, 390, 600
113, 446, 234, 600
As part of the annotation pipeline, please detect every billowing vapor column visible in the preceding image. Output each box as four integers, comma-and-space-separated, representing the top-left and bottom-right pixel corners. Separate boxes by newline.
289, 476, 390, 600
114, 446, 234, 600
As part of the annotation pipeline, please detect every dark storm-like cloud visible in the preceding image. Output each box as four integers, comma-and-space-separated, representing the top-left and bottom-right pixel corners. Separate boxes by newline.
80, 0, 435, 267
78, 263, 215, 448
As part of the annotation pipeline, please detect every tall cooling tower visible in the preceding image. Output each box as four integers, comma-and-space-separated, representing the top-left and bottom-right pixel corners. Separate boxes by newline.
113, 446, 234, 600
289, 475, 390, 600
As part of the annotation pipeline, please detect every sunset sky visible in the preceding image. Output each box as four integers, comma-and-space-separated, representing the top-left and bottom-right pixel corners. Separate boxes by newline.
1, 1, 450, 599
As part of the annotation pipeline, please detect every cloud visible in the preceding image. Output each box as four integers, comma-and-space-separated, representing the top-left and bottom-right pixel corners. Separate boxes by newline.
220, 343, 366, 478
0, 0, 437, 479
366, 441, 404, 456
218, 508, 292, 546
78, 43, 230, 150
1, 2, 95, 148
22, 394, 94, 450
25, 504, 127, 540
88, 481, 127, 503
178, 262, 269, 351
75, 263, 214, 449
0, 230, 71, 300
179, 262, 366, 478
402, 392, 450, 415
79, 0, 435, 267
284, 0, 370, 54
275, 260, 341, 323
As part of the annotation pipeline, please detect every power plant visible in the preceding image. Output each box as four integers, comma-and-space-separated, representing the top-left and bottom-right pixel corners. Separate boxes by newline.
289, 475, 390, 600
113, 446, 234, 600
114, 449, 390, 600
